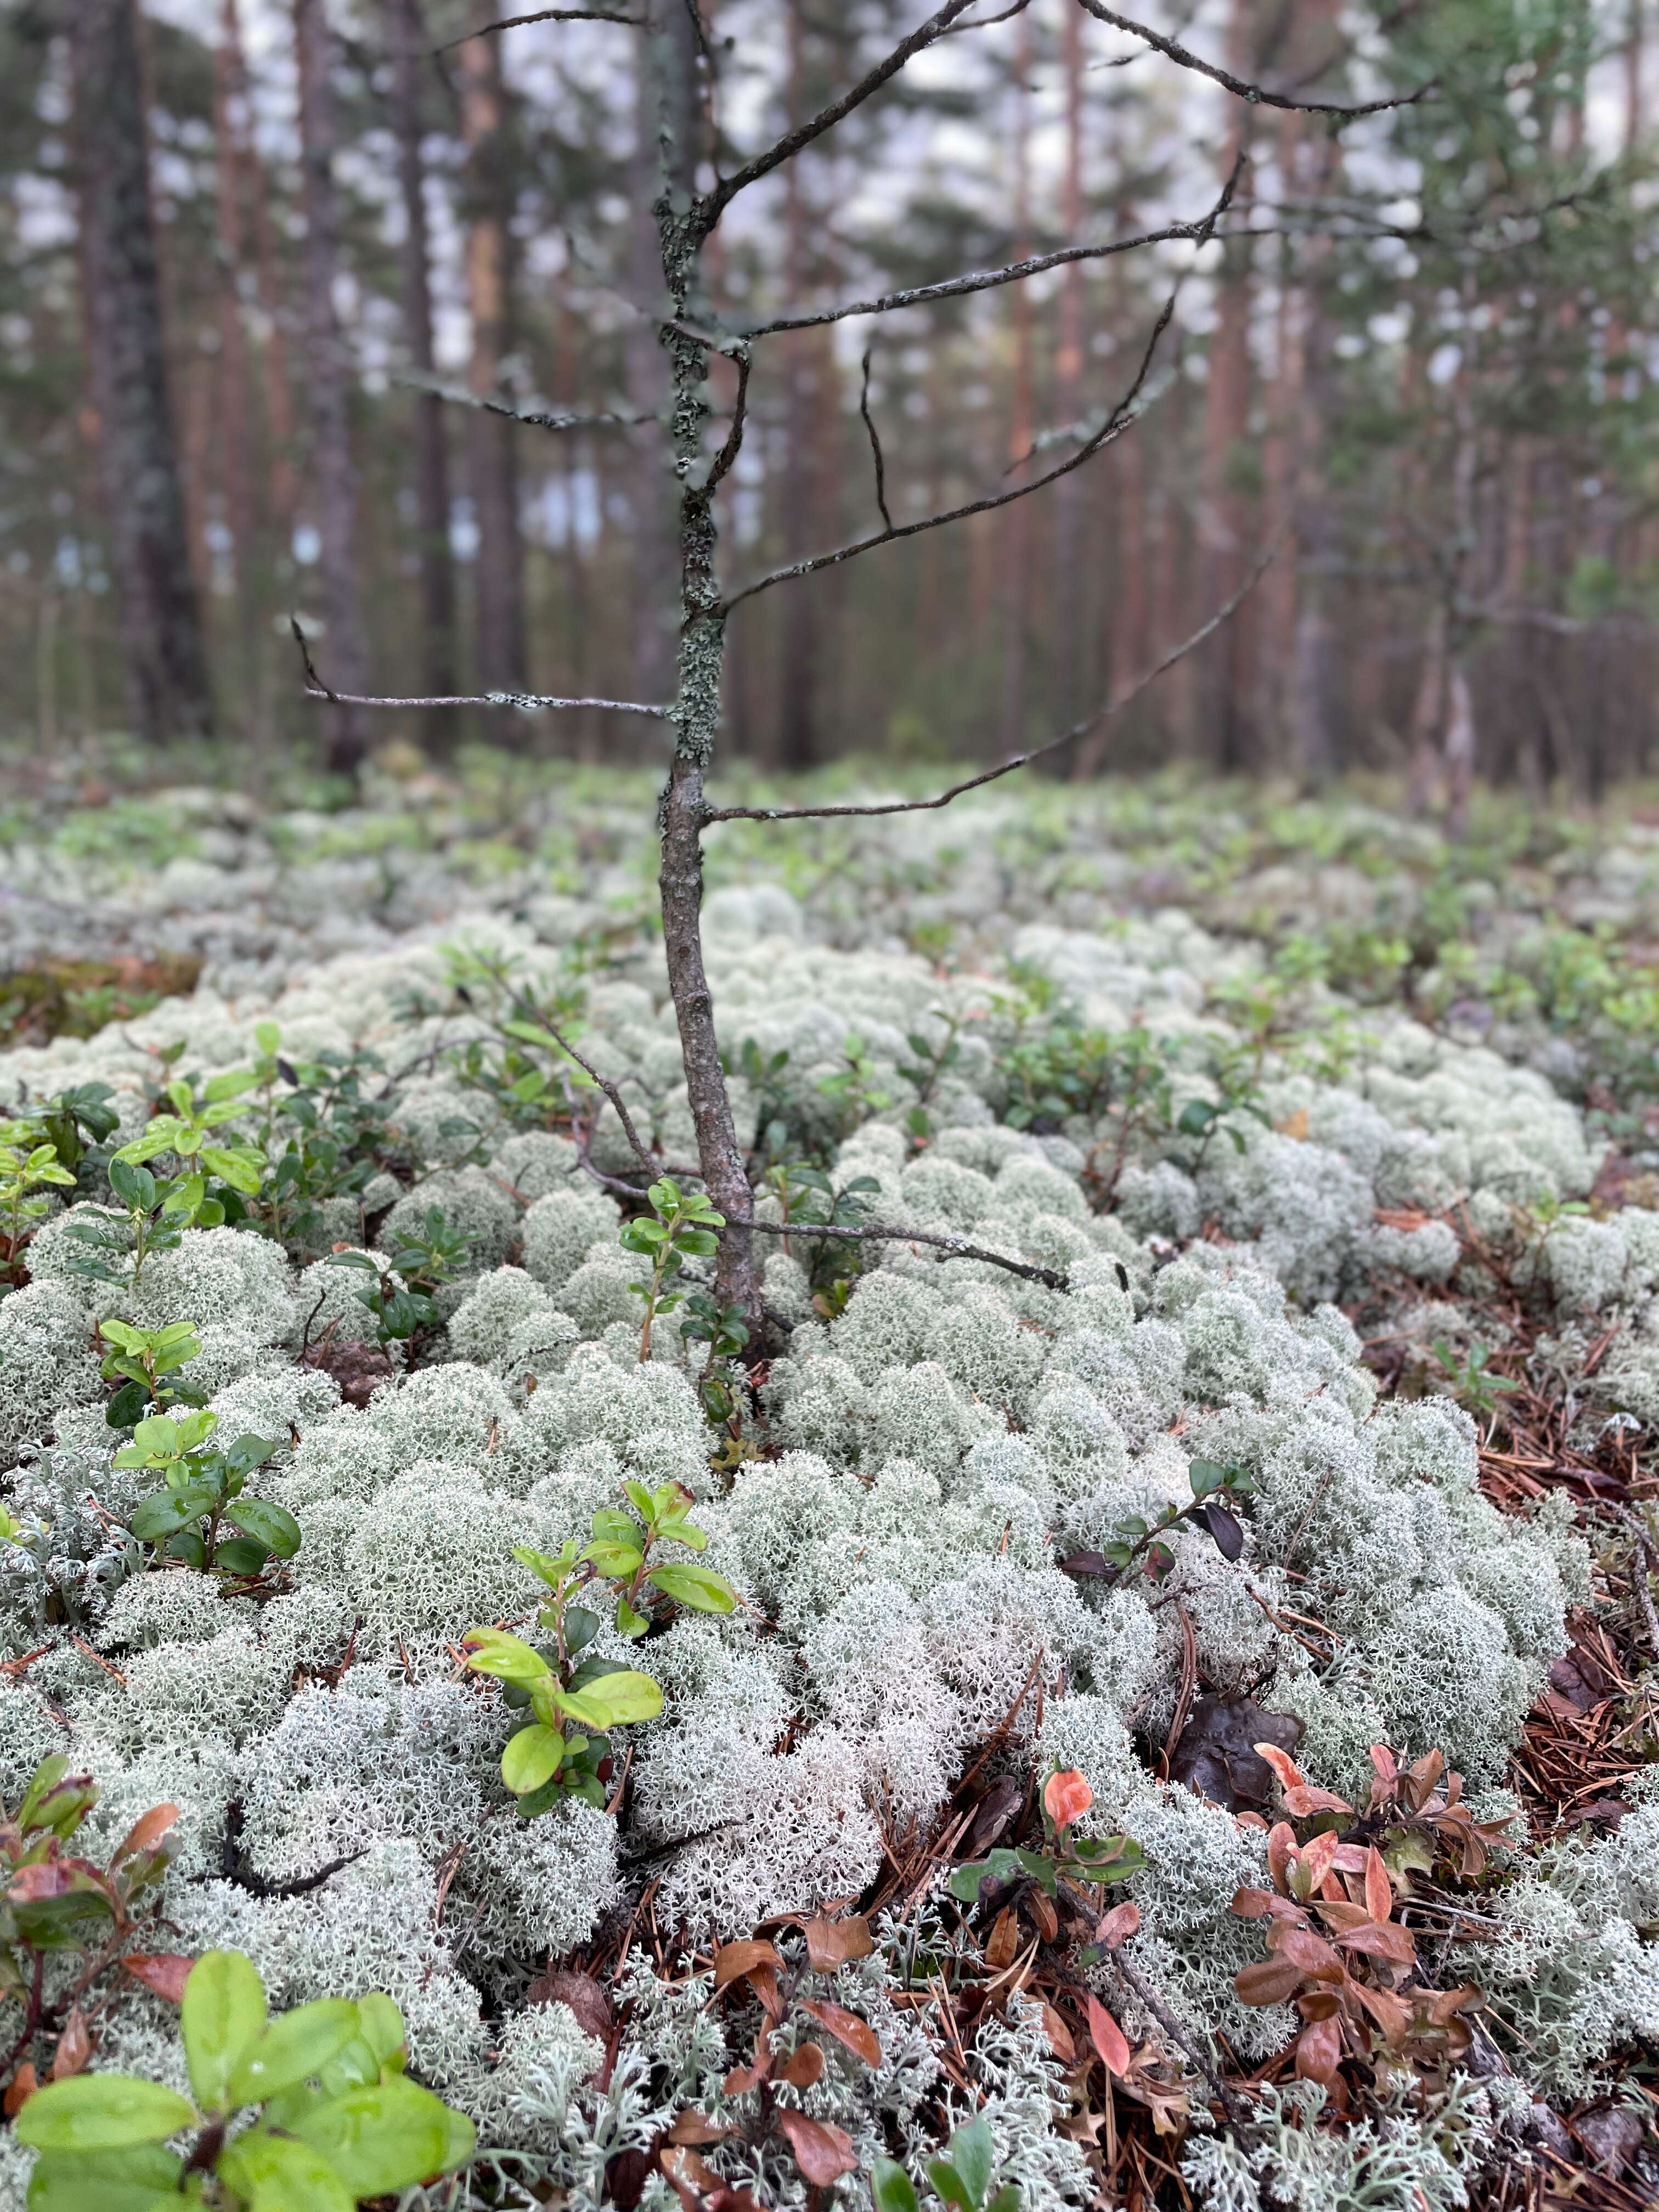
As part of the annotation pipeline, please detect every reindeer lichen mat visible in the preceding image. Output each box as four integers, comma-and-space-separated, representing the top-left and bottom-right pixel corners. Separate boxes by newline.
2, 772, 1657, 2206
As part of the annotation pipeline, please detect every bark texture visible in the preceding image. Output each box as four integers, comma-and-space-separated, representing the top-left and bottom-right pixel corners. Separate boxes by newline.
70, 0, 214, 745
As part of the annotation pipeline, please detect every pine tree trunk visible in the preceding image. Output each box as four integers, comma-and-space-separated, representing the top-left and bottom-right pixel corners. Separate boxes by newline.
294, 0, 369, 772
998, 17, 1034, 755
460, 1, 527, 706
70, 0, 214, 744
774, 0, 822, 771
390, 0, 459, 751
1052, 1, 1087, 730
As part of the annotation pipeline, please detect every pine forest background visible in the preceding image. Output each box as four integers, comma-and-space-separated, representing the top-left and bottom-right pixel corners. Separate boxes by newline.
2, 0, 1657, 800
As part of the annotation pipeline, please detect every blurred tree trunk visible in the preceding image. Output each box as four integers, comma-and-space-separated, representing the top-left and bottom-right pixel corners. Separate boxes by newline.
998, 15, 1034, 754
222, 0, 297, 533
294, 0, 369, 772
1052, 1, 1087, 729
1197, 0, 1258, 772
213, 0, 263, 741
69, 0, 214, 744
389, 0, 459, 753
1287, 128, 1340, 785
460, 1, 527, 706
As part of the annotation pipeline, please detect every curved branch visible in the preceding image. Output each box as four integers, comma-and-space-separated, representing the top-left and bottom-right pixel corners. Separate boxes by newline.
700, 0, 988, 228
1073, 0, 1436, 118
433, 8, 640, 53
393, 371, 653, 432
704, 534, 1281, 825
735, 212, 1249, 339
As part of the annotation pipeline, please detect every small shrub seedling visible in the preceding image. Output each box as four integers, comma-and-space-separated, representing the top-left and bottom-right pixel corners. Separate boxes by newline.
1062, 1458, 1254, 1586
116, 1410, 295, 1576
112, 1070, 266, 1217
1, 1754, 179, 2074
462, 1482, 737, 1816
327, 1207, 469, 1346
12, 1947, 475, 2207
619, 1177, 725, 1361
1429, 1338, 1519, 1419
0, 1116, 77, 1286
97, 1318, 208, 1428
949, 1766, 1144, 1912
874, 2114, 1023, 2212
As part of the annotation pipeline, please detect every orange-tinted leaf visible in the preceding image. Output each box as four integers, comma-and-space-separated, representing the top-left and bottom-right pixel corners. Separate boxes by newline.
661, 2144, 725, 2197
1294, 2015, 1344, 2090
1040, 2002, 1075, 2063
723, 2026, 774, 2096
1299, 1831, 1339, 1894
712, 1939, 782, 1991
985, 1905, 1019, 1971
1096, 1900, 1139, 1948
1232, 1887, 1274, 1920
1253, 1742, 1306, 1792
121, 1952, 194, 2004
667, 2111, 731, 2145
778, 2042, 826, 2089
3, 2064, 37, 2118
1353, 1980, 1412, 2040
1086, 1993, 1131, 2075
1027, 1886, 1059, 1945
113, 1802, 180, 1864
776, 2109, 857, 2185
802, 1912, 873, 1973
1423, 1984, 1482, 2027
1044, 1769, 1094, 1831
1363, 1846, 1392, 1924
49, 2008, 92, 2081
798, 1997, 881, 2069
1277, 1927, 1344, 1976
1369, 1743, 1398, 1782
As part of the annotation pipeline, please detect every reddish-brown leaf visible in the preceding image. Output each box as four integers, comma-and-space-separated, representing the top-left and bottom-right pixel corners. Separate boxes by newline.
661, 2143, 725, 2200
802, 1912, 873, 1973
49, 2009, 92, 2082
798, 1996, 882, 2069
1352, 1980, 1412, 2040
1235, 1956, 1308, 2007
1086, 1993, 1131, 2076
112, 1803, 180, 1865
1096, 1899, 1139, 1949
526, 1966, 612, 2049
722, 2027, 774, 2097
985, 1906, 1019, 1971
1333, 1920, 1417, 1966
776, 2110, 857, 2185
1294, 2015, 1344, 2091
1363, 1846, 1392, 1925
1368, 1743, 1398, 1783
1231, 1887, 1274, 1920
2, 2064, 38, 2118
778, 2042, 827, 2089
1277, 1927, 1342, 1976
1267, 1821, 1297, 1893
121, 1953, 194, 2004
1026, 1886, 1059, 1945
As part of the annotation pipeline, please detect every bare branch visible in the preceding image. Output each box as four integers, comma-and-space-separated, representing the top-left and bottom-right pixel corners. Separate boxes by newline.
287, 616, 668, 717
703, 534, 1282, 826
859, 348, 894, 534
700, 0, 988, 228
747, 1218, 1069, 1291
938, 0, 1035, 32
393, 370, 653, 432
702, 347, 752, 493
735, 212, 1252, 340
433, 8, 640, 54
1073, 0, 1436, 118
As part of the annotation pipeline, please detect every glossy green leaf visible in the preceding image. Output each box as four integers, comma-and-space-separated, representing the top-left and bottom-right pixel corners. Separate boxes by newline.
217, 2127, 354, 2212
353, 1991, 406, 2070
501, 1723, 566, 1796
945, 2114, 995, 2209
129, 1489, 215, 1542
224, 1498, 302, 1560
871, 2158, 921, 2212
182, 1948, 268, 2111
13, 2074, 196, 2152
214, 1537, 273, 1577
25, 2144, 184, 2212
294, 2075, 476, 2193
555, 1668, 663, 1730
645, 1562, 735, 1615
228, 1999, 359, 2105
459, 1628, 549, 1684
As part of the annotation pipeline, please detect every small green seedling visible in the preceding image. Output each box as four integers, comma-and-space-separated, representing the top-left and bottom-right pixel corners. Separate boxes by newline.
327, 1208, 467, 1345
12, 1948, 475, 2208
462, 1482, 737, 1818
97, 1319, 207, 1429
873, 2115, 1022, 2212
1430, 1338, 1520, 1419
619, 1177, 725, 1361
112, 1069, 266, 1218
947, 1765, 1143, 1911
117, 1410, 294, 1576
